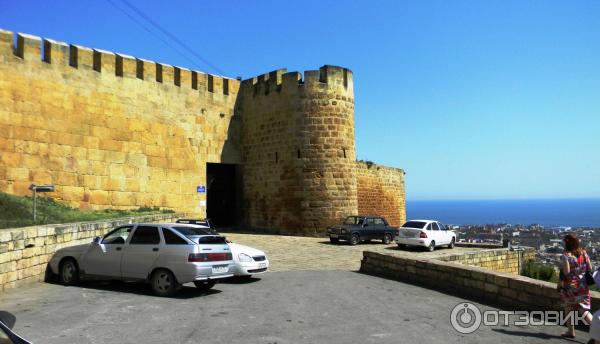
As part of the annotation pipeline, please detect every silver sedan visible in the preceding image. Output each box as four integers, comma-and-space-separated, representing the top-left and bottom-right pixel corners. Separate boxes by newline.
48, 223, 235, 296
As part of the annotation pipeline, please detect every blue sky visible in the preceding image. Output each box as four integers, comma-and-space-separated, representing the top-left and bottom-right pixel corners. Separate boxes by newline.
1, 1, 599, 200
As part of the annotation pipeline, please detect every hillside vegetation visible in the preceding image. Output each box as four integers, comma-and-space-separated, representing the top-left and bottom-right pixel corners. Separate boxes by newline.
0, 192, 173, 229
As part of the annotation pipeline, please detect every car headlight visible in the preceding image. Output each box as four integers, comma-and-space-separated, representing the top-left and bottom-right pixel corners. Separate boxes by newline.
341, 229, 347, 234
238, 253, 253, 262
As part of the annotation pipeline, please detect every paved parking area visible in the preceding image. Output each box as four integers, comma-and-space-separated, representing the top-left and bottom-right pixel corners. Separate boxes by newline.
221, 232, 477, 271
1, 233, 584, 343
0, 271, 584, 344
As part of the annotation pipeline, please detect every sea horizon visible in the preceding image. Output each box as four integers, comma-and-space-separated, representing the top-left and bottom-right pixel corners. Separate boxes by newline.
406, 198, 600, 228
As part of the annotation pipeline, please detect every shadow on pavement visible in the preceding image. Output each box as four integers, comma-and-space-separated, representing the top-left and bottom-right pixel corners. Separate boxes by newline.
54, 280, 222, 299
491, 328, 569, 341
384, 245, 454, 253
219, 276, 262, 284
317, 240, 390, 246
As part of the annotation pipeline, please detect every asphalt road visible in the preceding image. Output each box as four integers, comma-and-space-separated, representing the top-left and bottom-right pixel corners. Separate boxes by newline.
0, 271, 591, 344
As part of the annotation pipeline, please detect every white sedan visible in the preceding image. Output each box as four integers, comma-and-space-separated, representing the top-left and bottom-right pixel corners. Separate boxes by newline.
180, 222, 269, 277
395, 219, 456, 252
228, 242, 269, 277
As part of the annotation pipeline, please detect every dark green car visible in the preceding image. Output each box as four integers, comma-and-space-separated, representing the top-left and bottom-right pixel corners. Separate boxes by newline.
327, 215, 398, 245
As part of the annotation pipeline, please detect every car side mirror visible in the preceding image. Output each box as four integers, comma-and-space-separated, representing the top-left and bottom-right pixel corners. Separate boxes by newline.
92, 236, 101, 244
363, 224, 368, 227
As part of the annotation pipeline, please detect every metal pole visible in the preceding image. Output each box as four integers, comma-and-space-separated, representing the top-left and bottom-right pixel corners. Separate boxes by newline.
33, 188, 37, 223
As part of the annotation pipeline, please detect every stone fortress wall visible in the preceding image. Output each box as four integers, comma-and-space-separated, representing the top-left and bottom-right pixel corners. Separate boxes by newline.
0, 28, 405, 235
0, 29, 241, 216
355, 162, 406, 227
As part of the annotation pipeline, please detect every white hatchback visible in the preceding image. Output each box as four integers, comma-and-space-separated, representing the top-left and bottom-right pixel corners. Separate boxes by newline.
48, 223, 235, 296
395, 219, 456, 251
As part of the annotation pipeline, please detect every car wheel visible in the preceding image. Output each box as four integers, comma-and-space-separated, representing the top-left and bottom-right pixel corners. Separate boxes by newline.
330, 237, 339, 244
349, 234, 360, 245
60, 258, 80, 285
151, 269, 178, 297
383, 234, 392, 244
194, 280, 216, 290
397, 244, 407, 249
427, 241, 435, 252
448, 238, 455, 249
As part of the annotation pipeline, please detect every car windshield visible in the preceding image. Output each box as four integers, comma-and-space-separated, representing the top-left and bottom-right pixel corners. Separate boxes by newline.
343, 216, 364, 225
401, 221, 427, 229
171, 226, 212, 236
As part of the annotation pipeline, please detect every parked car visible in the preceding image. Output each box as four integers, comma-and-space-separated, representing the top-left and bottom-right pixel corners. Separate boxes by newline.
0, 311, 32, 344
395, 219, 456, 251
327, 215, 398, 245
228, 243, 269, 277
48, 223, 235, 296
175, 219, 269, 277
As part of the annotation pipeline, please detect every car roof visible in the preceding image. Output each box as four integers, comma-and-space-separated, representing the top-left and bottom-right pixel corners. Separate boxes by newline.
406, 219, 437, 223
117, 223, 212, 229
163, 223, 209, 228
126, 223, 166, 226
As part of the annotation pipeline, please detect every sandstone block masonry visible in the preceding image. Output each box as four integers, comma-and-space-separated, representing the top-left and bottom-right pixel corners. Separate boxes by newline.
438, 247, 536, 275
0, 29, 406, 236
0, 30, 241, 216
356, 162, 405, 227
360, 250, 600, 312
240, 67, 358, 235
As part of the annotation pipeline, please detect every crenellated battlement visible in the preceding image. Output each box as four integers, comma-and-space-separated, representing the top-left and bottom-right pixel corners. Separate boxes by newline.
0, 28, 238, 96
241, 65, 353, 97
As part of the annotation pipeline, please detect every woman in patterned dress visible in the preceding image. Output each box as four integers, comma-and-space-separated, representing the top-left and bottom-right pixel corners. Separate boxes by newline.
559, 233, 593, 339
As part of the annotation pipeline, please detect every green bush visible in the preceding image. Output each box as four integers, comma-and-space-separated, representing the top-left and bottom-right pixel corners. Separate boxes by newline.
522, 259, 558, 282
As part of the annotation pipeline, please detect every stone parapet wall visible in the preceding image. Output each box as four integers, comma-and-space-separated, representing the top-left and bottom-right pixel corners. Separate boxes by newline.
438, 247, 536, 275
0, 213, 180, 292
0, 29, 241, 216
360, 250, 600, 311
355, 162, 405, 227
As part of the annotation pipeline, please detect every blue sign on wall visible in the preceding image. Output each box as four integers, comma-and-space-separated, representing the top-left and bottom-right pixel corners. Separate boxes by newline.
196, 186, 206, 193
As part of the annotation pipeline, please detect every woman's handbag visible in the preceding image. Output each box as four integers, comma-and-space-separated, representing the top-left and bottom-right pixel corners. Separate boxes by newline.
585, 271, 595, 285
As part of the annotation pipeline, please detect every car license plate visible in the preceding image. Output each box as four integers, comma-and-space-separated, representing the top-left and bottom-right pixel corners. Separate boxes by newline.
212, 265, 228, 274
258, 263, 267, 268
330, 234, 338, 238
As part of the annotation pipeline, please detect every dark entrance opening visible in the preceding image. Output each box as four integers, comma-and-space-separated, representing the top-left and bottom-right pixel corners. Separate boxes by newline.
206, 163, 241, 228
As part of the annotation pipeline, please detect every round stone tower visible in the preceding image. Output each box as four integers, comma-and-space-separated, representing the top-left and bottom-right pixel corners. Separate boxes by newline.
240, 65, 357, 235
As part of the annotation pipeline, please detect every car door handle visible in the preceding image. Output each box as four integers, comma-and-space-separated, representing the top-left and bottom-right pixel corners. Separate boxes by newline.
116, 247, 122, 251
152, 248, 159, 252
